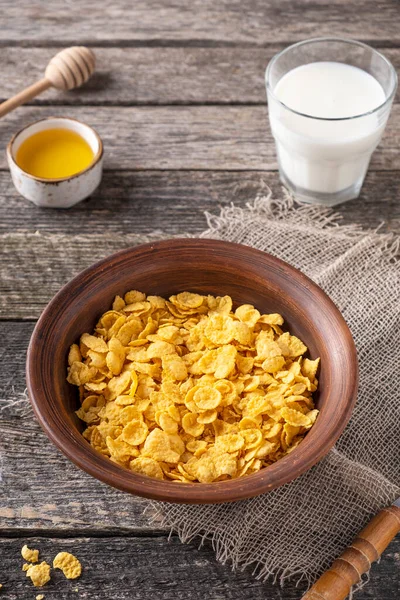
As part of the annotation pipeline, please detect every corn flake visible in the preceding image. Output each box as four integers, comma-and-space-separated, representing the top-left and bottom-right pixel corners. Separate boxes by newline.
176, 291, 204, 309
26, 562, 51, 587
53, 552, 82, 580
192, 385, 222, 411
281, 407, 312, 427
81, 333, 108, 353
182, 413, 205, 437
130, 456, 164, 479
69, 291, 320, 484
235, 304, 260, 328
215, 433, 244, 453
21, 544, 39, 563
142, 428, 180, 463
121, 420, 148, 445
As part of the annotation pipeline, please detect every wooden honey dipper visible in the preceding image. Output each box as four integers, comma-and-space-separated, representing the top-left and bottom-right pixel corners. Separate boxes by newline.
0, 46, 95, 118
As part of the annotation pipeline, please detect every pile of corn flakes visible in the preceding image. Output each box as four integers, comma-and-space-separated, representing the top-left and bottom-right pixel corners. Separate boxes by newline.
67, 291, 320, 483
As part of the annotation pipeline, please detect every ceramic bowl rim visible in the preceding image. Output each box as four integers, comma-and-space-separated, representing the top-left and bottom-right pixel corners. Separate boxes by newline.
26, 239, 358, 504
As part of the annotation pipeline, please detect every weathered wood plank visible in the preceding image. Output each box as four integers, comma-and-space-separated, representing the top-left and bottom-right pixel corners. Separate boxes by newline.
1, 46, 399, 106
0, 105, 274, 171
1, 106, 400, 171
1, 0, 400, 45
0, 170, 399, 236
0, 170, 399, 320
0, 536, 399, 599
0, 325, 160, 533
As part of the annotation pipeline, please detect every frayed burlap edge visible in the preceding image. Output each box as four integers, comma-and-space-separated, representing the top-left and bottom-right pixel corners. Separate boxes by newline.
145, 189, 399, 590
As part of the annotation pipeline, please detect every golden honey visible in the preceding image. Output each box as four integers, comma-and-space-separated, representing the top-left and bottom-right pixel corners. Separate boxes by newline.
16, 128, 94, 179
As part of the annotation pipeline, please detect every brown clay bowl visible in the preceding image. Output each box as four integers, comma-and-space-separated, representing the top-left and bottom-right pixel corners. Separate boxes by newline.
26, 239, 358, 504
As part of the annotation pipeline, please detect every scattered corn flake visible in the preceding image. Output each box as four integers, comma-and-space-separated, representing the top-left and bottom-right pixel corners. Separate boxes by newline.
119, 404, 142, 424
167, 404, 181, 422
306, 409, 319, 426
36, 595, 44, 600
112, 294, 125, 311
69, 290, 319, 483
21, 544, 39, 563
53, 552, 81, 580
106, 371, 132, 400
26, 562, 51, 587
240, 428, 263, 448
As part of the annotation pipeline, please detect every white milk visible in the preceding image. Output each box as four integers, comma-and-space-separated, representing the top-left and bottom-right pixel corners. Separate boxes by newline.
268, 62, 386, 196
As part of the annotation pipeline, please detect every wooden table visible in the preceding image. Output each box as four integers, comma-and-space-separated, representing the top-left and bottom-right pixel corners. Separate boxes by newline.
1, 2, 399, 598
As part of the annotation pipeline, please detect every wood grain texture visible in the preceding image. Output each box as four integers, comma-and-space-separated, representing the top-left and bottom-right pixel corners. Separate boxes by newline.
0, 536, 306, 599
0, 170, 399, 236
1, 170, 400, 320
1, 0, 399, 595
0, 105, 400, 171
0, 536, 399, 600
1, 46, 399, 105
0, 325, 158, 534
0, 105, 274, 171
1, 0, 400, 44
0, 230, 157, 319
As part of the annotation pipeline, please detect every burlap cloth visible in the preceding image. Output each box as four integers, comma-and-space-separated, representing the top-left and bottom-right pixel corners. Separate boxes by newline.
148, 191, 400, 587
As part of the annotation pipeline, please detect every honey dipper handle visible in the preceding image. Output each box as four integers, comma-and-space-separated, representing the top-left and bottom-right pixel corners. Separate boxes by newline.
0, 78, 51, 118
302, 505, 400, 600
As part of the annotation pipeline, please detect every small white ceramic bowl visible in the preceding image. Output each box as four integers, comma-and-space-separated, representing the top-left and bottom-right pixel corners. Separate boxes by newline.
7, 117, 103, 208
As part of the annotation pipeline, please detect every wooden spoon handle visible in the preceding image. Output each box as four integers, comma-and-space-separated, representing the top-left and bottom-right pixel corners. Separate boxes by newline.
0, 78, 51, 118
302, 505, 400, 600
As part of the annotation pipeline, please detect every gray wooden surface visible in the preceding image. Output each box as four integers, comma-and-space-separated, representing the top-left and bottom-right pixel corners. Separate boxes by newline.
1, 1, 399, 599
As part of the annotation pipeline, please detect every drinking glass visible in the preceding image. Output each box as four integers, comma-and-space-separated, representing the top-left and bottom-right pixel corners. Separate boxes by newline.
265, 38, 397, 206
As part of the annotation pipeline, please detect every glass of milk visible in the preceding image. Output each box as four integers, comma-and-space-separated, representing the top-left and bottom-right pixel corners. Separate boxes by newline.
266, 38, 397, 206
